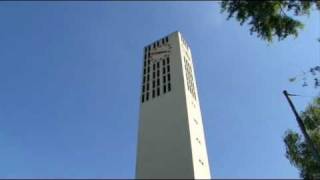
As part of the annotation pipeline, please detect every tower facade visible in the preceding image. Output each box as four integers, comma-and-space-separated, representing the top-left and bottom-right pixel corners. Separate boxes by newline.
136, 31, 211, 179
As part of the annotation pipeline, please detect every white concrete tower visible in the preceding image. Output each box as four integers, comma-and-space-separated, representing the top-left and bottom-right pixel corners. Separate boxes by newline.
136, 31, 211, 179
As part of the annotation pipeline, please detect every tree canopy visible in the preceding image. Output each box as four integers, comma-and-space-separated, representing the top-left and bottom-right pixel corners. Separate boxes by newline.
220, 0, 320, 42
284, 97, 320, 179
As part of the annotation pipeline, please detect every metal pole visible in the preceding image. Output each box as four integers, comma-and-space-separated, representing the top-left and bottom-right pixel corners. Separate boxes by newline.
283, 90, 320, 163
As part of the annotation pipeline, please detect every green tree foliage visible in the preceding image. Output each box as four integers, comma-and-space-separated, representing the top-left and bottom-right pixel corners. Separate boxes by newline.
220, 1, 320, 88
289, 66, 320, 88
284, 97, 320, 179
220, 0, 320, 42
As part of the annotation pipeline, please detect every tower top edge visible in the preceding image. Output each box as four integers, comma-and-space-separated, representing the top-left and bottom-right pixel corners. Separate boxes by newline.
143, 31, 178, 47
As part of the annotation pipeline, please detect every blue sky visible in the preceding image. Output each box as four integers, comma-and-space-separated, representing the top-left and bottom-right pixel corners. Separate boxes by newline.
0, 2, 319, 179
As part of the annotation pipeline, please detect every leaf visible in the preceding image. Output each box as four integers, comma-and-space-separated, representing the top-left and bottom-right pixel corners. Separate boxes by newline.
289, 77, 297, 82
